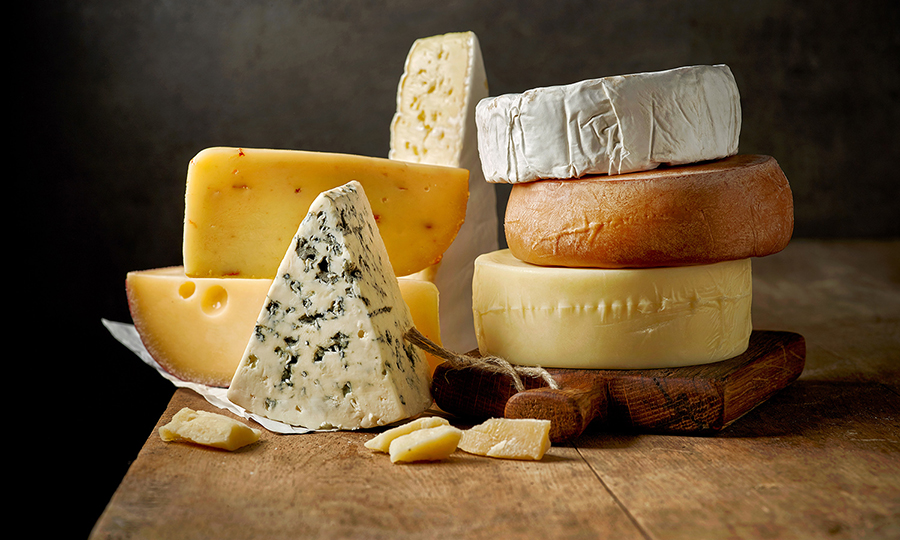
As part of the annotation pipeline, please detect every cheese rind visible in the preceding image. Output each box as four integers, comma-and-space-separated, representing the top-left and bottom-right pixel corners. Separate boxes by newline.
365, 416, 450, 453
159, 407, 261, 451
472, 250, 752, 369
183, 147, 469, 278
390, 31, 498, 353
125, 268, 443, 387
458, 418, 551, 461
504, 154, 794, 268
388, 425, 463, 463
476, 65, 741, 183
226, 181, 432, 430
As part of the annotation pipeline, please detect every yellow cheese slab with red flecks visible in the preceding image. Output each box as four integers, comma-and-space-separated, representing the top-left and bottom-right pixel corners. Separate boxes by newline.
126, 266, 444, 387
183, 147, 469, 279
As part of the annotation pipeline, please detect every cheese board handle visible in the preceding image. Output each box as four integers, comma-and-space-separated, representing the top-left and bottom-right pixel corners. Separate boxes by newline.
504, 380, 609, 443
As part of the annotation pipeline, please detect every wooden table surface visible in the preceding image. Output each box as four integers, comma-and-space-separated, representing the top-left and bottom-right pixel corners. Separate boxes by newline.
90, 239, 900, 540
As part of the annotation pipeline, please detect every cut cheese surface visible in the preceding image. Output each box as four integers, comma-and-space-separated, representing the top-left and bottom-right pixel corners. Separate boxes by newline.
159, 407, 261, 451
389, 31, 488, 168
126, 268, 443, 387
458, 418, 551, 461
388, 425, 463, 463
227, 181, 432, 430
476, 65, 741, 183
183, 147, 469, 279
390, 31, 498, 353
472, 250, 752, 369
126, 267, 271, 387
365, 416, 450, 453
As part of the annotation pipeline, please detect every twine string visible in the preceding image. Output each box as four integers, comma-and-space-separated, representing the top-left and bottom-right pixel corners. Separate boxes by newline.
403, 327, 558, 392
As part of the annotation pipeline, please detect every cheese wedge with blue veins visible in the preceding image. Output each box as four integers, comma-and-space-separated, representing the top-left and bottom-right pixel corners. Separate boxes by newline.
227, 181, 432, 430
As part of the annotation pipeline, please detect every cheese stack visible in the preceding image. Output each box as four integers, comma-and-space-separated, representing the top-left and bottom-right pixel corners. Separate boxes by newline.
126, 148, 470, 388
472, 65, 794, 369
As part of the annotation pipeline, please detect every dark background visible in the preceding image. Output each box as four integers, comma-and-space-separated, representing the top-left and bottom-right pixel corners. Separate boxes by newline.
25, 1, 897, 537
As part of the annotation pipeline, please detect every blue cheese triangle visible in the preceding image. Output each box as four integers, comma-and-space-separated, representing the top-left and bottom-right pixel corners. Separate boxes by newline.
227, 181, 432, 430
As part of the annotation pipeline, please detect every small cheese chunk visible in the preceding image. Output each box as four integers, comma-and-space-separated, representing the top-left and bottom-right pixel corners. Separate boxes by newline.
183, 147, 469, 279
458, 418, 551, 461
364, 416, 450, 453
388, 425, 463, 463
227, 181, 432, 430
476, 65, 741, 183
159, 407, 261, 451
126, 269, 443, 387
390, 31, 498, 353
473, 250, 752, 369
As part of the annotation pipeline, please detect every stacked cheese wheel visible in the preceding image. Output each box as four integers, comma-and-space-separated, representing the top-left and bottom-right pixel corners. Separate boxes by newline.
472, 65, 794, 369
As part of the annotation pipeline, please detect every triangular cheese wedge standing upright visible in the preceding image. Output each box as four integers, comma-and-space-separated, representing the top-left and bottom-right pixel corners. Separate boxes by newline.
227, 181, 432, 430
389, 31, 498, 353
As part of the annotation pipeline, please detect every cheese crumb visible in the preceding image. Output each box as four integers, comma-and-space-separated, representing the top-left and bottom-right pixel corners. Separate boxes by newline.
388, 425, 463, 463
159, 407, 261, 451
364, 416, 450, 453
458, 418, 551, 460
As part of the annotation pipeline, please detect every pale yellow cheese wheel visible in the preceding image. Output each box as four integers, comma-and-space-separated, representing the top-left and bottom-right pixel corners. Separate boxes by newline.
472, 250, 752, 369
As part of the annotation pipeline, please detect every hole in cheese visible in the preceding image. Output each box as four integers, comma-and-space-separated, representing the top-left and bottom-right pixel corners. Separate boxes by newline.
201, 285, 228, 315
178, 281, 196, 300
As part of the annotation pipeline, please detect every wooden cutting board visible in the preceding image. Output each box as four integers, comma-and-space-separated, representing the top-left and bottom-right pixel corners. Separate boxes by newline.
431, 330, 805, 442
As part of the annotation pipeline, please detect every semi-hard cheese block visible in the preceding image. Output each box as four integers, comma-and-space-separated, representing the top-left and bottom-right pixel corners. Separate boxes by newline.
505, 155, 794, 268
472, 250, 752, 369
390, 31, 498, 353
227, 181, 432, 430
476, 65, 741, 184
126, 268, 444, 387
183, 147, 469, 279
126, 267, 271, 387
458, 418, 551, 461
364, 416, 450, 453
388, 425, 463, 463
159, 407, 261, 451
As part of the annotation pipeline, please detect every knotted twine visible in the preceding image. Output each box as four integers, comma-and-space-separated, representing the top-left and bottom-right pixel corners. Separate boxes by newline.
403, 327, 558, 392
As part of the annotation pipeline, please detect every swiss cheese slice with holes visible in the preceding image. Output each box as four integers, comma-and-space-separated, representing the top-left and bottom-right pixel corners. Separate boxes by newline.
126, 268, 443, 387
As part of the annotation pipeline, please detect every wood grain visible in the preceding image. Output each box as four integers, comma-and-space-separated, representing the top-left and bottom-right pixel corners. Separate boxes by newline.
91, 388, 646, 540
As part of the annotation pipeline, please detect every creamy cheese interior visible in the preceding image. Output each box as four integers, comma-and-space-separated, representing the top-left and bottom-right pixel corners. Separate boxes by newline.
389, 31, 498, 353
